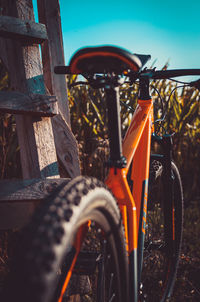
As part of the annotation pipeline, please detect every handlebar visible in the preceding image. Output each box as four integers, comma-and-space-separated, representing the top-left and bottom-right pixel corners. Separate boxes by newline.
146, 69, 200, 79
54, 66, 200, 90
54, 65, 200, 80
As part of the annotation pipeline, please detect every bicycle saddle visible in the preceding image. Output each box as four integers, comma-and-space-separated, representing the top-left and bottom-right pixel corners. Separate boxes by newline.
69, 45, 151, 74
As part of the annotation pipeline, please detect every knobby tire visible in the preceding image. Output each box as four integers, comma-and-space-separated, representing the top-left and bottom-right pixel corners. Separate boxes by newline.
3, 176, 129, 302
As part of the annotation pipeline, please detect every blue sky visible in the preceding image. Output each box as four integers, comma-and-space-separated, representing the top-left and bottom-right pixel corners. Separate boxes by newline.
34, 0, 200, 70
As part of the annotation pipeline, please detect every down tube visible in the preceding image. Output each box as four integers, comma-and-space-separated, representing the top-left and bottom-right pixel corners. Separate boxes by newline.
123, 99, 153, 288
131, 115, 152, 286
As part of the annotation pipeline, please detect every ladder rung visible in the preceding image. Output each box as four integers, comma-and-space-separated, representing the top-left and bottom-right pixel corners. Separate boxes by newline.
0, 91, 58, 116
0, 178, 71, 229
0, 178, 71, 202
0, 15, 48, 44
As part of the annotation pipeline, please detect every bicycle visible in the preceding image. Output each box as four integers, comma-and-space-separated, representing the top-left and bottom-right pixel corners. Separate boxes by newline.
4, 45, 200, 302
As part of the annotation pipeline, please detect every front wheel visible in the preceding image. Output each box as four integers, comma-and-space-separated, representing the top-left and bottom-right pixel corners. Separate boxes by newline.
141, 158, 183, 302
4, 176, 129, 302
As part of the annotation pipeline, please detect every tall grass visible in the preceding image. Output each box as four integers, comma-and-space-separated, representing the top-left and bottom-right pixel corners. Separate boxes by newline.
68, 76, 200, 202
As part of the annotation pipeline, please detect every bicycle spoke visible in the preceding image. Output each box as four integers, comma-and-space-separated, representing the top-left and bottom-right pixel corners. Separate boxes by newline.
108, 272, 114, 299
109, 293, 116, 302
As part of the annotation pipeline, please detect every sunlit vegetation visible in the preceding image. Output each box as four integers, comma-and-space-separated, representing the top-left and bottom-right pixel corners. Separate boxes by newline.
68, 75, 200, 202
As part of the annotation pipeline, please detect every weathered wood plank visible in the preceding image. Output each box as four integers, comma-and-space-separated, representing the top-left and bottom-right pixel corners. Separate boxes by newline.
0, 91, 58, 116
0, 178, 70, 229
0, 15, 47, 44
37, 0, 81, 178
53, 114, 81, 178
0, 178, 70, 202
0, 0, 59, 179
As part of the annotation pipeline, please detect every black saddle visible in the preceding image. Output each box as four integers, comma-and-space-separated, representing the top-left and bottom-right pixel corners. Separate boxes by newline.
69, 45, 151, 74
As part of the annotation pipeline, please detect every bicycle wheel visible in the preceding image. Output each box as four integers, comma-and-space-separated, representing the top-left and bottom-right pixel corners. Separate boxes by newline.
140, 158, 183, 302
4, 176, 129, 302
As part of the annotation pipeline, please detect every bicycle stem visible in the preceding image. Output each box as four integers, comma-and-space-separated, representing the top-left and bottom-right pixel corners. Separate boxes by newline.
138, 76, 151, 100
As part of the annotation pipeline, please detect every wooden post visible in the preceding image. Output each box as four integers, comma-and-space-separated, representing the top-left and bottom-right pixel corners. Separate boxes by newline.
37, 0, 69, 122
37, 0, 81, 178
0, 0, 59, 179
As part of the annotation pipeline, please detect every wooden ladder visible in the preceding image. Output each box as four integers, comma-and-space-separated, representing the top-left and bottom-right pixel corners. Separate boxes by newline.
0, 0, 80, 229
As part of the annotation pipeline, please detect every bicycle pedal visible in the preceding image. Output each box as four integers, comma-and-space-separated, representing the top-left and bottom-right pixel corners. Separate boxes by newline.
149, 160, 163, 182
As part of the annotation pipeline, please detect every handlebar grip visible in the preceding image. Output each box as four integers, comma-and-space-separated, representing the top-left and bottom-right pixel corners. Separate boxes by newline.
152, 69, 200, 79
54, 66, 71, 74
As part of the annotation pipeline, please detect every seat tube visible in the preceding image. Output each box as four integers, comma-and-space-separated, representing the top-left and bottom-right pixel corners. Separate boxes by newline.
105, 87, 125, 167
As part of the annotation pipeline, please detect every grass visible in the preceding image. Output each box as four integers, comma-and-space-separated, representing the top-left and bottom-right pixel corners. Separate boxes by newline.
172, 199, 200, 302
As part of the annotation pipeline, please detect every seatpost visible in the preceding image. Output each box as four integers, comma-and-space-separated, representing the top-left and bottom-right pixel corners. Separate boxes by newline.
105, 86, 126, 168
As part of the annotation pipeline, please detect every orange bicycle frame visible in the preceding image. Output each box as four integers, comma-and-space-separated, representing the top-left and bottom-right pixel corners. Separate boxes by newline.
59, 89, 154, 302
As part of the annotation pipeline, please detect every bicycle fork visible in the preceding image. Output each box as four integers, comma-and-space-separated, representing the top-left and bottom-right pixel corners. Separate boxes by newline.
151, 133, 176, 253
